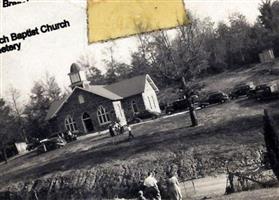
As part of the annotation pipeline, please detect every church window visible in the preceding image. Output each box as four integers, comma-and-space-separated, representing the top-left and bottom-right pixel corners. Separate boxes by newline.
131, 100, 139, 113
97, 106, 111, 125
78, 95, 85, 104
70, 73, 80, 83
151, 96, 157, 109
118, 104, 123, 117
65, 115, 78, 132
148, 96, 153, 109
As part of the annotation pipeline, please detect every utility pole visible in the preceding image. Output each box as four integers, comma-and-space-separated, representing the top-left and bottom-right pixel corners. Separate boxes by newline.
182, 77, 198, 127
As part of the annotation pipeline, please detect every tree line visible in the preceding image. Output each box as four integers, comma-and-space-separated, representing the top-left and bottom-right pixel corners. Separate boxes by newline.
82, 0, 279, 88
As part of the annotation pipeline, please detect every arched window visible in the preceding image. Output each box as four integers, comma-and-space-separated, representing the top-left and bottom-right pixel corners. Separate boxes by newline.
65, 115, 77, 132
131, 100, 139, 113
97, 106, 111, 125
78, 95, 85, 104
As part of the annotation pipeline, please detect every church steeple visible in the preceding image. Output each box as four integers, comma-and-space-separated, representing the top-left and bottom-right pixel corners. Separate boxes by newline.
68, 63, 89, 90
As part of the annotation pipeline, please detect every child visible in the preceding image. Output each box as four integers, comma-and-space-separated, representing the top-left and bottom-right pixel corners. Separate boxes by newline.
137, 190, 147, 200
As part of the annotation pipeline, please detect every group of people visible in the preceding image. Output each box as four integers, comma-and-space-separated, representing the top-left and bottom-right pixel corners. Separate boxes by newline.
108, 122, 135, 140
138, 171, 183, 200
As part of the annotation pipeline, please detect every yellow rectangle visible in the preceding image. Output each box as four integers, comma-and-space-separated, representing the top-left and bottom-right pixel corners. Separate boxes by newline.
87, 0, 188, 43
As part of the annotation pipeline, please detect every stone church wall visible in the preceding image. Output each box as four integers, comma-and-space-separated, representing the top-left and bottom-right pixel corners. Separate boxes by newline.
55, 88, 117, 134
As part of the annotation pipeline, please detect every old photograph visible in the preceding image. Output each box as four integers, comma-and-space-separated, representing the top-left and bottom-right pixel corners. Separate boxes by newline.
1, 0, 279, 199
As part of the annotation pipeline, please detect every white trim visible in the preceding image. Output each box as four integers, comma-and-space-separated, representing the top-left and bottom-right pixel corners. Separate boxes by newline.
146, 74, 159, 92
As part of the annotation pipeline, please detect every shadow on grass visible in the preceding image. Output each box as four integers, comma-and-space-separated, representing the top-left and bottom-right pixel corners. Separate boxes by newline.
0, 114, 265, 186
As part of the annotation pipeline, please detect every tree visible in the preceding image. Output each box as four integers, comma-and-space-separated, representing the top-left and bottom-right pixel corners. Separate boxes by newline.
77, 53, 106, 85
24, 74, 63, 139
258, 0, 279, 56
259, 0, 279, 32
87, 66, 106, 85
8, 87, 27, 142
0, 99, 16, 163
104, 47, 119, 84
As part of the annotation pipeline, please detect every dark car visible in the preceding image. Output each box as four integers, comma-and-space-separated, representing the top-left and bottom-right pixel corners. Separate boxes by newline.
135, 110, 160, 120
165, 104, 175, 115
49, 131, 77, 143
165, 99, 189, 115
26, 138, 41, 151
229, 82, 255, 99
165, 95, 199, 115
127, 110, 159, 124
172, 99, 189, 112
199, 92, 229, 108
37, 137, 66, 154
127, 117, 142, 125
253, 83, 279, 101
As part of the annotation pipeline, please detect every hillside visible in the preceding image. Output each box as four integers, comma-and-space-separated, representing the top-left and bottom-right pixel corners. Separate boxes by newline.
1, 61, 279, 199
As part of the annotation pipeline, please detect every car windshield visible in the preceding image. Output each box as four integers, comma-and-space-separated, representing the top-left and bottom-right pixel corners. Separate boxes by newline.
209, 93, 222, 98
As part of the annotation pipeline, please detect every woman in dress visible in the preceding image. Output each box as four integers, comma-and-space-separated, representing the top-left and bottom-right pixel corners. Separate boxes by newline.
167, 172, 183, 200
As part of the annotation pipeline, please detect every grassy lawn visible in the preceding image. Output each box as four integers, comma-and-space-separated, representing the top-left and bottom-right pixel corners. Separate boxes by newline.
212, 187, 279, 200
1, 96, 279, 194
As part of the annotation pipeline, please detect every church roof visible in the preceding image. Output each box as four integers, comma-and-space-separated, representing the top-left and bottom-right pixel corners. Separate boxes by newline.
45, 96, 68, 121
46, 74, 158, 120
105, 74, 147, 98
83, 85, 123, 100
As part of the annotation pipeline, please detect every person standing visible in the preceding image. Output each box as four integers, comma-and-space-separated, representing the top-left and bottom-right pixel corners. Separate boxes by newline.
167, 172, 182, 200
109, 124, 115, 137
143, 171, 161, 200
127, 124, 134, 140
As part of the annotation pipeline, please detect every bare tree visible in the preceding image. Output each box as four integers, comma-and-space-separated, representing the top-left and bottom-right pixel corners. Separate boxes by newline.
8, 86, 27, 142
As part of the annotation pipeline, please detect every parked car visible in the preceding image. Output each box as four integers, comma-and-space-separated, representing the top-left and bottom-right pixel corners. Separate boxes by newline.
253, 82, 279, 101
165, 95, 199, 115
127, 117, 142, 125
49, 131, 77, 143
165, 104, 175, 115
26, 138, 41, 151
135, 110, 161, 120
229, 82, 255, 99
127, 110, 160, 124
199, 91, 229, 108
37, 137, 66, 154
168, 99, 189, 114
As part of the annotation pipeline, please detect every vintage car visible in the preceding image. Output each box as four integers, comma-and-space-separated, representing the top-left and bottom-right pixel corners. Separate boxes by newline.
127, 110, 160, 124
165, 95, 199, 115
199, 91, 229, 108
253, 82, 279, 101
37, 137, 66, 154
229, 82, 255, 99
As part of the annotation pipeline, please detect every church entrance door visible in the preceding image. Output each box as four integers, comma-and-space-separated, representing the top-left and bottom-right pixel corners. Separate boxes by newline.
82, 113, 94, 133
